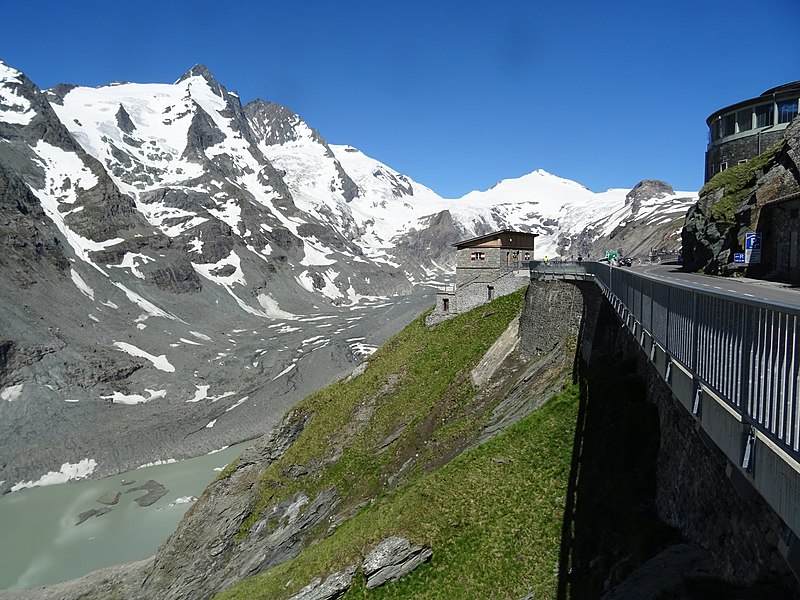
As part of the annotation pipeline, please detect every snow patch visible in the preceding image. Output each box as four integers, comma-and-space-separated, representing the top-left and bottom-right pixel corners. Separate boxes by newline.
11, 459, 97, 491
272, 363, 296, 381
137, 458, 177, 468
188, 385, 210, 403
102, 388, 167, 405
225, 396, 248, 412
256, 293, 297, 320
0, 67, 35, 125
1, 384, 24, 402
113, 342, 175, 372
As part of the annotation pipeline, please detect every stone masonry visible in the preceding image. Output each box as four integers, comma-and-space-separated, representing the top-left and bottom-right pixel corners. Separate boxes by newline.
426, 230, 535, 325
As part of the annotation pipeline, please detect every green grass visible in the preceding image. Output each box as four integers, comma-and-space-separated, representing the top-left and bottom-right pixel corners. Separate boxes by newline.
235, 288, 528, 542
213, 284, 580, 599
216, 383, 579, 600
700, 141, 784, 221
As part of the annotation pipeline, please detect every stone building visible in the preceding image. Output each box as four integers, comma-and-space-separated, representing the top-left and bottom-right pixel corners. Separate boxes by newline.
427, 229, 536, 325
759, 192, 800, 283
705, 81, 800, 182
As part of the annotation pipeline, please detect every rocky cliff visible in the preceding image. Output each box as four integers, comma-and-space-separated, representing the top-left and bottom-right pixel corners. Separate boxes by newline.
682, 119, 800, 275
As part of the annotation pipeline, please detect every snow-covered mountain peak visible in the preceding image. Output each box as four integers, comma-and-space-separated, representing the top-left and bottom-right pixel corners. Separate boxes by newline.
175, 64, 224, 94
0, 61, 34, 126
0, 60, 24, 84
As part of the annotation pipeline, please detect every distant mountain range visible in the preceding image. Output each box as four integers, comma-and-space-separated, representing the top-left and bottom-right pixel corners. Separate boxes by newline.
0, 60, 697, 491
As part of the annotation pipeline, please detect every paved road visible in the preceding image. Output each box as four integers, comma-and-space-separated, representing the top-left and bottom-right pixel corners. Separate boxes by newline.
629, 263, 800, 309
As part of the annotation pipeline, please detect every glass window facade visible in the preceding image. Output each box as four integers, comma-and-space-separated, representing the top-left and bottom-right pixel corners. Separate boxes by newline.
721, 114, 736, 137
737, 109, 752, 132
778, 99, 799, 124
755, 104, 774, 128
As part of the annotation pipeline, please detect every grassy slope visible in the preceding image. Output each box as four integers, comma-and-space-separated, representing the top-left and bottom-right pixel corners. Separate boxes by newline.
215, 286, 579, 599
220, 385, 578, 600
700, 141, 784, 221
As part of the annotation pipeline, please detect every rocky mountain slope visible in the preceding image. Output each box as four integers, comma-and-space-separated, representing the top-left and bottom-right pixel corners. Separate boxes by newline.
0, 59, 697, 493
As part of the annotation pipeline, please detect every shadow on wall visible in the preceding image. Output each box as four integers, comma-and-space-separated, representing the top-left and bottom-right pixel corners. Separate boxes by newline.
555, 299, 800, 598
557, 332, 668, 598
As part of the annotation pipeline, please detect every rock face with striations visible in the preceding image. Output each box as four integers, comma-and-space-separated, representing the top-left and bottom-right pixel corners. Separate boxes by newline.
362, 536, 433, 589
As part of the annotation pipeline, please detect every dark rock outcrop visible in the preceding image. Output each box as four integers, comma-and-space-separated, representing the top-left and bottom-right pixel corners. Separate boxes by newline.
76, 506, 113, 525
0, 162, 70, 284
559, 180, 692, 261
625, 180, 673, 213
97, 490, 121, 505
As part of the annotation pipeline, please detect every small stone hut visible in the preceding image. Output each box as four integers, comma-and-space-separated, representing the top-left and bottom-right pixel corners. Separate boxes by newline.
427, 229, 537, 325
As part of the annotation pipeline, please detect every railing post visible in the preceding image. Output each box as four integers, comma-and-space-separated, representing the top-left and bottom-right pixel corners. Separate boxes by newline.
691, 292, 699, 373
665, 286, 671, 351
740, 306, 756, 415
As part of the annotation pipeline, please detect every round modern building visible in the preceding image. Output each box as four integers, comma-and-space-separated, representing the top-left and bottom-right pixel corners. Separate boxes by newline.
705, 81, 800, 182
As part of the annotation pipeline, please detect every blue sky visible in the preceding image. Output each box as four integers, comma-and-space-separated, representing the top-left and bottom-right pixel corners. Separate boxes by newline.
2, 0, 798, 197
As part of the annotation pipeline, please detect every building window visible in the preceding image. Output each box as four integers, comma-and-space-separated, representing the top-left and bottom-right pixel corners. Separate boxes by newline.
737, 109, 753, 132
470, 251, 485, 261
487, 286, 494, 301
721, 113, 735, 137
442, 298, 449, 312
738, 159, 748, 165
755, 104, 774, 128
720, 161, 728, 172
778, 99, 799, 124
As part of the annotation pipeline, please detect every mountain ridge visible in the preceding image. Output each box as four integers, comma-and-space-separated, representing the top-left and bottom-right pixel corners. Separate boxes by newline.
0, 59, 697, 493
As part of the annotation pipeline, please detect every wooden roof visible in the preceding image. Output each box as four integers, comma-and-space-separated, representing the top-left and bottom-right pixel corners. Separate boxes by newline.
453, 229, 538, 249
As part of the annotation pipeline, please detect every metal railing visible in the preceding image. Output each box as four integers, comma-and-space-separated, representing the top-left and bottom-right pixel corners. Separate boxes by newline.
530, 260, 593, 281
575, 262, 800, 462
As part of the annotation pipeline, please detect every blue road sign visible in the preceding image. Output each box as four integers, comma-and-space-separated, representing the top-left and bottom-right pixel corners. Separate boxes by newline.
734, 253, 745, 263
745, 233, 761, 250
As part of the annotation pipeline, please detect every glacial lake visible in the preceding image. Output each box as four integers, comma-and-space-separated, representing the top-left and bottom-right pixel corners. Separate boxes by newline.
0, 442, 249, 590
